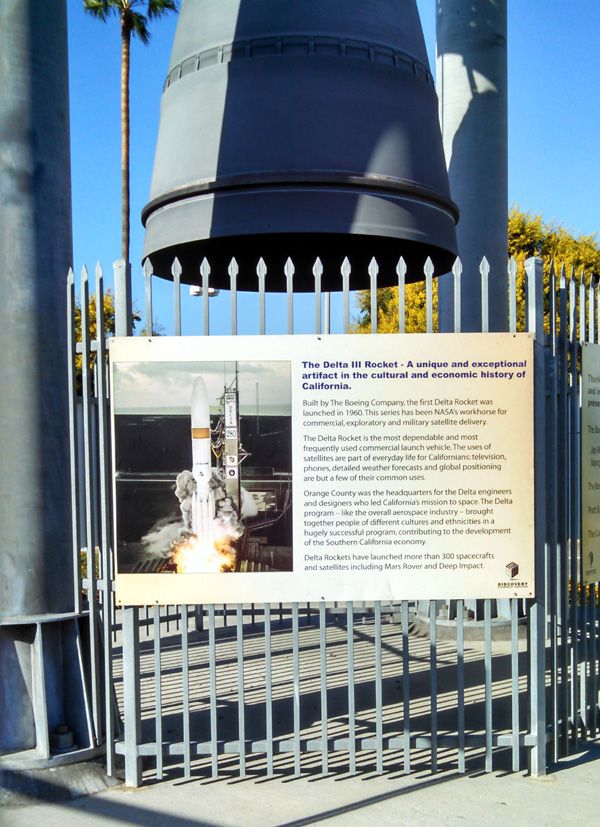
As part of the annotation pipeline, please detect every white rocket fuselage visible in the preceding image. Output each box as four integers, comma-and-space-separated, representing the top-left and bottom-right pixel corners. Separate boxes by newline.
190, 377, 215, 537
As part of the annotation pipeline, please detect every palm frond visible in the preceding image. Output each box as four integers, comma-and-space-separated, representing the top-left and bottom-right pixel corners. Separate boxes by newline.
83, 0, 117, 22
147, 0, 179, 20
130, 11, 151, 45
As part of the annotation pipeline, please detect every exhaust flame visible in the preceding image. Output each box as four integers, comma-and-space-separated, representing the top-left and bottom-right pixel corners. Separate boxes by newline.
171, 523, 236, 573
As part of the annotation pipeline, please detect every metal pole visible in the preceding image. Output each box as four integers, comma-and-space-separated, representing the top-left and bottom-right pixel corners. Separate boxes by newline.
0, 0, 93, 765
0, 0, 72, 620
526, 256, 548, 776
436, 0, 508, 333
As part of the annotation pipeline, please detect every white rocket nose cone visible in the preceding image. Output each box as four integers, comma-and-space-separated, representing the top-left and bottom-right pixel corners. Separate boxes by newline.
191, 376, 210, 430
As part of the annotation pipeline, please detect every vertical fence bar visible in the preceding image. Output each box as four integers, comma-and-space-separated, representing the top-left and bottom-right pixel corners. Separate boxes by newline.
229, 258, 238, 336
341, 258, 351, 333
480, 257, 490, 334
588, 275, 595, 343
397, 258, 406, 335
452, 259, 462, 333
511, 598, 521, 771
558, 267, 570, 754
257, 259, 266, 335
583, 590, 590, 741
292, 602, 301, 776
479, 256, 493, 772
369, 259, 378, 334
314, 259, 323, 335
579, 275, 588, 739
113, 257, 134, 779
548, 262, 560, 761
508, 258, 517, 333
236, 605, 246, 778
181, 607, 191, 779
484, 598, 493, 772
80, 265, 101, 745
285, 259, 294, 335
425, 258, 434, 333
402, 600, 411, 774
123, 607, 142, 787
454, 258, 465, 774
430, 600, 437, 772
172, 258, 182, 336
374, 601, 383, 775
153, 605, 163, 780
95, 263, 115, 772
114, 258, 133, 338
526, 256, 548, 776
456, 599, 465, 774
347, 602, 356, 774
201, 258, 210, 336
66, 269, 81, 614
319, 603, 328, 775
264, 603, 274, 776
208, 605, 218, 778
568, 274, 579, 749
481, 256, 493, 769
594, 578, 599, 740
592, 279, 600, 732
143, 258, 153, 334
589, 278, 598, 739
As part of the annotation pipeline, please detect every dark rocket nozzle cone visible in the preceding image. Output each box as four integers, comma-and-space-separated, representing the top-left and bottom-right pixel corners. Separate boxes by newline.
142, 0, 458, 290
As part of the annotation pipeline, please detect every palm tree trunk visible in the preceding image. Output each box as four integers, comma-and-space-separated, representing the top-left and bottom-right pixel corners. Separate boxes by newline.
121, 24, 131, 263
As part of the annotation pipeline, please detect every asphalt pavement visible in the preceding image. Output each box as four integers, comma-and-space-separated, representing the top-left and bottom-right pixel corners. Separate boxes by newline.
2, 743, 599, 827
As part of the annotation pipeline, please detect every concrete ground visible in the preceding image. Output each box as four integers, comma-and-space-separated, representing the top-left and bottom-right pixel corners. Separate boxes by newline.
3, 743, 599, 827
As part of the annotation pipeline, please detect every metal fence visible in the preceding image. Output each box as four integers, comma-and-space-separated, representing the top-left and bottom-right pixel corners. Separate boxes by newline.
68, 254, 599, 786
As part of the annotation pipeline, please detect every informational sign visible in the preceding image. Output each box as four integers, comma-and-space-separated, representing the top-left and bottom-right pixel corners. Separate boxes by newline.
224, 393, 237, 427
110, 333, 535, 605
582, 343, 600, 584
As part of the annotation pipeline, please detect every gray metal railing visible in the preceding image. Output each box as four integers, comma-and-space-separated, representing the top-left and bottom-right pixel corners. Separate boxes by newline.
68, 254, 600, 786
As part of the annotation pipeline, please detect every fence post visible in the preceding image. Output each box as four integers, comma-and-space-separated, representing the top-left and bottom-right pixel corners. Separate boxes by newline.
122, 606, 142, 786
113, 259, 141, 784
526, 256, 548, 775
114, 258, 133, 337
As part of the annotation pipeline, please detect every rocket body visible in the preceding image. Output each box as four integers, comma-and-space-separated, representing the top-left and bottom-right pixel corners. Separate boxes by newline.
190, 376, 215, 537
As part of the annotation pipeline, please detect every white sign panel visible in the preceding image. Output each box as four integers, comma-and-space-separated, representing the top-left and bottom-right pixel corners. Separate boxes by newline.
224, 393, 237, 427
582, 343, 600, 584
110, 333, 535, 605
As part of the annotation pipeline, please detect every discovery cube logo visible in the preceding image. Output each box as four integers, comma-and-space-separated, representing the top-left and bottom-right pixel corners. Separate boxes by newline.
505, 562, 519, 579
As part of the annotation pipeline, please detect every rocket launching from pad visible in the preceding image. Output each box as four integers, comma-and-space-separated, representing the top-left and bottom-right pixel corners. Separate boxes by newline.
190, 376, 216, 539
168, 373, 247, 573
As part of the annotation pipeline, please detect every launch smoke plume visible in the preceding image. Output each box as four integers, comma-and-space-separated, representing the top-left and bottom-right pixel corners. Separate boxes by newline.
175, 467, 256, 536
141, 468, 256, 561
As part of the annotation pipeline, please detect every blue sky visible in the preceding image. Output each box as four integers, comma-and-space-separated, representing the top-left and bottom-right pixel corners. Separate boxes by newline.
67, 0, 600, 332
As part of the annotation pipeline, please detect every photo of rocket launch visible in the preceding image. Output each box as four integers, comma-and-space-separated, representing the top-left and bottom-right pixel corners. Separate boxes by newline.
113, 360, 292, 576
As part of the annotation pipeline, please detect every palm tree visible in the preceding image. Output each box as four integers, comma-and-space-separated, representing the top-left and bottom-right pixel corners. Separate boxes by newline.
83, 0, 178, 263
